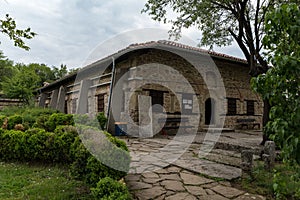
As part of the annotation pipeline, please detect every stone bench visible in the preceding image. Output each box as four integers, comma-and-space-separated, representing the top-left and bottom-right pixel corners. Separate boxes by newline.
158, 117, 193, 135
236, 118, 260, 130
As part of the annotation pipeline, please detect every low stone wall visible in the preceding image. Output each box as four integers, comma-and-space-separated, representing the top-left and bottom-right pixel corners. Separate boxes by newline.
0, 98, 23, 110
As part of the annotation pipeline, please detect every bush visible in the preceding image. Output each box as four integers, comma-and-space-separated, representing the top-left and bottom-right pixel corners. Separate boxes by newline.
45, 113, 74, 132
0, 130, 26, 160
7, 115, 22, 130
69, 137, 129, 186
73, 114, 99, 128
69, 128, 130, 186
21, 107, 58, 127
33, 115, 49, 129
96, 112, 107, 130
91, 177, 131, 200
0, 115, 6, 127
273, 164, 300, 200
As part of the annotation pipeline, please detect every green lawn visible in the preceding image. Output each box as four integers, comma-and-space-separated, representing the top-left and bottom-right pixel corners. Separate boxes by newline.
0, 162, 93, 200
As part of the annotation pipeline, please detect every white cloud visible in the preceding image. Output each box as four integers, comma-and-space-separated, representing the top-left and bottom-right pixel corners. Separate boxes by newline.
0, 0, 244, 70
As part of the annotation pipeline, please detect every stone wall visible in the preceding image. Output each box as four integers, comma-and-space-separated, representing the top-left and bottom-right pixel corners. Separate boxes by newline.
0, 98, 23, 110
38, 48, 263, 132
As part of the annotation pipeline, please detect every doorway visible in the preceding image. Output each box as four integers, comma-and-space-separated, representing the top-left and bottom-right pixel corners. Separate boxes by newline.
205, 98, 215, 125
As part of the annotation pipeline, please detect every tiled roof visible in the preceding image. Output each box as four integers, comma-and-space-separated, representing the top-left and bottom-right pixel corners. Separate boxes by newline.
39, 40, 248, 91
126, 40, 248, 64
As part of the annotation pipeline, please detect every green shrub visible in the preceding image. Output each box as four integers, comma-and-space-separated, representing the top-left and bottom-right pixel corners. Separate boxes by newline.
45, 113, 74, 132
7, 115, 22, 130
96, 112, 107, 130
0, 130, 26, 161
33, 115, 49, 129
21, 107, 58, 127
0, 115, 6, 127
103, 131, 128, 151
53, 125, 78, 162
69, 129, 130, 186
73, 114, 99, 128
273, 164, 300, 200
91, 177, 131, 200
0, 106, 24, 116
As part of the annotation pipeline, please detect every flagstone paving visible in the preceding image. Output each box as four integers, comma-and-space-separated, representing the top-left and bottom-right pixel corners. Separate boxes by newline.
123, 131, 266, 200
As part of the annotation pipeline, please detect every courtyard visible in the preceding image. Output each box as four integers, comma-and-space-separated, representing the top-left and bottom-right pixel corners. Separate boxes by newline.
123, 130, 266, 200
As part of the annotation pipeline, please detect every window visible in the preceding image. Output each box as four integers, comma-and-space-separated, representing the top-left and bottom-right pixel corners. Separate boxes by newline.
64, 100, 68, 114
227, 98, 237, 115
72, 98, 77, 114
149, 90, 164, 112
247, 100, 255, 115
97, 94, 105, 112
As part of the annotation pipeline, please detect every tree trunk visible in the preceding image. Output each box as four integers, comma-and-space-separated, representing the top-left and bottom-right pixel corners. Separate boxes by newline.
261, 99, 271, 145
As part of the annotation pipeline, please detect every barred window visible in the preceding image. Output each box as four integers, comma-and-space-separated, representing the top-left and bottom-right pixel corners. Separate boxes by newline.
97, 94, 105, 112
227, 98, 237, 115
64, 100, 68, 114
72, 98, 77, 114
247, 100, 255, 115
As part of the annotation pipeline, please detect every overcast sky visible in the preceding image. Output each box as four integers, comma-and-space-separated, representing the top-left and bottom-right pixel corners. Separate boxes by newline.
0, 0, 243, 69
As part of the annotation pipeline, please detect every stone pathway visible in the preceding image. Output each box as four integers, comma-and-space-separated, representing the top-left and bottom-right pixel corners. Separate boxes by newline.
123, 131, 266, 200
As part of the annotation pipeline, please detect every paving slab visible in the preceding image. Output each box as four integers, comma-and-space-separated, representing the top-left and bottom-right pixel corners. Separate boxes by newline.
134, 186, 166, 200
161, 180, 185, 191
211, 185, 245, 199
185, 185, 207, 196
123, 131, 266, 200
180, 172, 214, 185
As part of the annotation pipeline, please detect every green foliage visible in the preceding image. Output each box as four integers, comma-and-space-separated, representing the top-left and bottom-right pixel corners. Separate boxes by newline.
73, 114, 99, 128
240, 162, 300, 199
7, 115, 22, 130
0, 51, 14, 90
91, 177, 131, 200
1, 66, 41, 104
0, 14, 36, 50
0, 115, 6, 127
0, 107, 130, 197
0, 106, 58, 129
21, 107, 58, 127
0, 130, 25, 160
96, 112, 108, 130
45, 113, 74, 132
69, 131, 129, 186
251, 3, 300, 164
52, 64, 68, 80
142, 0, 277, 74
273, 164, 300, 200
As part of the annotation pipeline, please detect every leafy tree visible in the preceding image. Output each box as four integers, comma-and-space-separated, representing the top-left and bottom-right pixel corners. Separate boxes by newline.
52, 64, 68, 80
27, 63, 56, 85
0, 51, 14, 91
1, 66, 40, 104
252, 3, 300, 164
0, 14, 36, 50
68, 67, 81, 74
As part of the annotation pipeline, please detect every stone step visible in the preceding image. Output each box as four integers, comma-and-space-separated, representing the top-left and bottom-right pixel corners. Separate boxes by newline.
202, 127, 235, 133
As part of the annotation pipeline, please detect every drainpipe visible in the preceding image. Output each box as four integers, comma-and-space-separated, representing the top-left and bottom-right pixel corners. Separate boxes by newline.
106, 56, 116, 131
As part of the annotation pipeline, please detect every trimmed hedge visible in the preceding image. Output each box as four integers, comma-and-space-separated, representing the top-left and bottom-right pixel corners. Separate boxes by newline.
91, 177, 131, 200
0, 108, 131, 199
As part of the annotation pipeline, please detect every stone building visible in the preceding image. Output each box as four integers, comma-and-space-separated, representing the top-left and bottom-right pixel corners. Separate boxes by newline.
38, 40, 262, 136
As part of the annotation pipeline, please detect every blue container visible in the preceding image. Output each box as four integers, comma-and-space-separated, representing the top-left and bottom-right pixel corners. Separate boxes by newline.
115, 122, 127, 136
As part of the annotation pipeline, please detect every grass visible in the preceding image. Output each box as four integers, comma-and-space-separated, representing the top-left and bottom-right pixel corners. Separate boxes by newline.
0, 162, 93, 200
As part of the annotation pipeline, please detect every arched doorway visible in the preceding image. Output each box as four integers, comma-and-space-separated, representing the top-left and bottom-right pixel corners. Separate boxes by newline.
205, 98, 215, 125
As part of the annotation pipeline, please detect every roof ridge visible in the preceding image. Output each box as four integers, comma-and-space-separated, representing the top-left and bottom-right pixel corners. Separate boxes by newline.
126, 40, 247, 63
